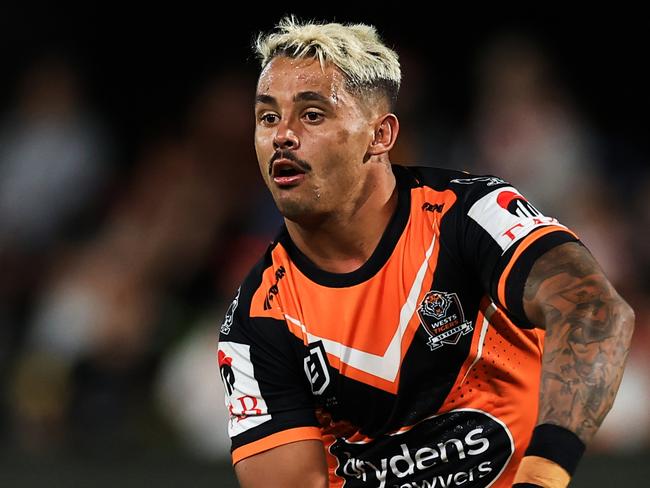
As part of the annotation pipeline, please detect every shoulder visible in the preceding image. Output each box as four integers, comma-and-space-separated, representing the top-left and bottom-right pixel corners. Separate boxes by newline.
394, 164, 512, 205
219, 237, 287, 339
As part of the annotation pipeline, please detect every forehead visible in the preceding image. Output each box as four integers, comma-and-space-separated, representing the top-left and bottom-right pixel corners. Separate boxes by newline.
256, 56, 346, 99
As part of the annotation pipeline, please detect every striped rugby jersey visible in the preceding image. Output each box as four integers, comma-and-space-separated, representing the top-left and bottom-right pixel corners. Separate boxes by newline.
218, 164, 579, 488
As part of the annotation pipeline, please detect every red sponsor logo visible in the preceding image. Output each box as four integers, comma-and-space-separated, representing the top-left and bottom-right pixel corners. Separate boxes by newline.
229, 395, 263, 421
218, 349, 232, 367
501, 216, 558, 241
219, 349, 236, 396
497, 190, 542, 218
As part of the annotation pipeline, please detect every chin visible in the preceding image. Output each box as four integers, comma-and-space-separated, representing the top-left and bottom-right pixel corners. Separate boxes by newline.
276, 199, 311, 219
274, 197, 323, 224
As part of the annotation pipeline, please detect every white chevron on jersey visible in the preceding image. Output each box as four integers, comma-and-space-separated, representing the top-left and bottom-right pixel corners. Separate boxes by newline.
284, 231, 438, 382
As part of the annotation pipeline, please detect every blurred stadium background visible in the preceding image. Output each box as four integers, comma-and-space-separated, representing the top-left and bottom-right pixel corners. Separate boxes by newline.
0, 7, 648, 487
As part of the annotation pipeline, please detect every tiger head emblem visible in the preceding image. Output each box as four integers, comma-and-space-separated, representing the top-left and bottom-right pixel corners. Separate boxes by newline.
418, 291, 451, 320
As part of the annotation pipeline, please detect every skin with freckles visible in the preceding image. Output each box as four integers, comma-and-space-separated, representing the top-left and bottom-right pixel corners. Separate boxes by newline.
254, 56, 399, 273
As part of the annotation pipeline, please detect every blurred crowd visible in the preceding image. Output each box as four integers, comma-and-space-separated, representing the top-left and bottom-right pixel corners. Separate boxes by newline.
1, 34, 648, 467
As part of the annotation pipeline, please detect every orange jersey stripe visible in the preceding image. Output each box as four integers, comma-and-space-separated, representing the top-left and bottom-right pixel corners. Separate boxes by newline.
250, 187, 458, 393
231, 426, 322, 465
437, 299, 545, 486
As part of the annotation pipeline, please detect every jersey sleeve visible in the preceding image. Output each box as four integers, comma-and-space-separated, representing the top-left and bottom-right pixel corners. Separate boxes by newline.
452, 176, 580, 327
218, 284, 321, 465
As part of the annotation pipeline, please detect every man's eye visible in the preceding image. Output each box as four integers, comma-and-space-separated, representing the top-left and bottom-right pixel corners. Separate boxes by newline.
304, 112, 323, 122
260, 113, 279, 124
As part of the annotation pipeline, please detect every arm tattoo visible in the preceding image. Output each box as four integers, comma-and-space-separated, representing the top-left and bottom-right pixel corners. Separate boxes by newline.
523, 242, 635, 444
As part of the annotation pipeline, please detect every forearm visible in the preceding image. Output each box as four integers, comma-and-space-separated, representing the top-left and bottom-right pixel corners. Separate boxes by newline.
538, 292, 634, 443
515, 242, 635, 487
235, 439, 328, 488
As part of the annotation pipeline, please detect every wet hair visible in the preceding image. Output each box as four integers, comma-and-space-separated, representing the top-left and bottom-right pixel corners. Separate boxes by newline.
254, 16, 401, 110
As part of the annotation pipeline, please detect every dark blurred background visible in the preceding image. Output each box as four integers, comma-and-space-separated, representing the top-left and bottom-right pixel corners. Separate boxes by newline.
0, 7, 648, 487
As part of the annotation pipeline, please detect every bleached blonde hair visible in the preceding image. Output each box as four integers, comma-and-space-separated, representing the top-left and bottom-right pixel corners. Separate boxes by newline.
254, 16, 401, 109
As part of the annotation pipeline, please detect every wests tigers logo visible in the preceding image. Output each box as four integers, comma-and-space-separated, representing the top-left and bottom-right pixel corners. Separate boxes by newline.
417, 290, 473, 351
419, 291, 451, 320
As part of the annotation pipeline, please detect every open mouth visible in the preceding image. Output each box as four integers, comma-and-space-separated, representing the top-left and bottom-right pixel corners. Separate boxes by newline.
272, 159, 307, 186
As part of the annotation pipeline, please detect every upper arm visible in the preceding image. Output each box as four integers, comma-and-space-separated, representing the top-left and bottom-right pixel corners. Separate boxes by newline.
520, 233, 635, 444
522, 241, 635, 332
235, 439, 328, 488
455, 179, 580, 325
218, 279, 323, 470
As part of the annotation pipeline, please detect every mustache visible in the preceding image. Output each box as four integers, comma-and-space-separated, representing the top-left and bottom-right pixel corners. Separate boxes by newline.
268, 151, 312, 176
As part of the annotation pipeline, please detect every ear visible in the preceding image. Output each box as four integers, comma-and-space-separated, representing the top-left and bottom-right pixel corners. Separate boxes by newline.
367, 113, 400, 157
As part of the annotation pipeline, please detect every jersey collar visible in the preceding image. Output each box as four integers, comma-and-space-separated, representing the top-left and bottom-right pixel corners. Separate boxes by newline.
277, 164, 413, 288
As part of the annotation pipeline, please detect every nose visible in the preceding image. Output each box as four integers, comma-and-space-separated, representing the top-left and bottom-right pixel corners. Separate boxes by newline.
273, 120, 300, 151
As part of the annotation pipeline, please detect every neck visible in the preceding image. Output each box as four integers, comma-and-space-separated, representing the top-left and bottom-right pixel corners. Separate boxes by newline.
285, 164, 398, 274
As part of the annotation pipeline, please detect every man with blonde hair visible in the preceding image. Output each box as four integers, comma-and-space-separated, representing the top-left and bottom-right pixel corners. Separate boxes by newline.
218, 16, 634, 488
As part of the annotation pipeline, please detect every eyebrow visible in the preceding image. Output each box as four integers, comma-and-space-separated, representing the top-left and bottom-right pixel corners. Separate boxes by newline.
255, 91, 332, 106
255, 94, 276, 106
293, 91, 331, 104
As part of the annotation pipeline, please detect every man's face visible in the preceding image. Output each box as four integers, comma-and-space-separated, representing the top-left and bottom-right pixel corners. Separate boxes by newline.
254, 56, 376, 223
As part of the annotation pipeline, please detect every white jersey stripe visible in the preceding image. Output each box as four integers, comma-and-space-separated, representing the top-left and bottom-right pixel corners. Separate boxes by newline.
284, 231, 438, 382
459, 301, 495, 385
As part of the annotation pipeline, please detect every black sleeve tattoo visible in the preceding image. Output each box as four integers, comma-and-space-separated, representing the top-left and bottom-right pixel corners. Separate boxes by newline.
523, 242, 635, 443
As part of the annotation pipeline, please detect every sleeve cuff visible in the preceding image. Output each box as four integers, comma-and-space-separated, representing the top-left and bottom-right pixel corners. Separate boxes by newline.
524, 424, 586, 476
232, 426, 322, 465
